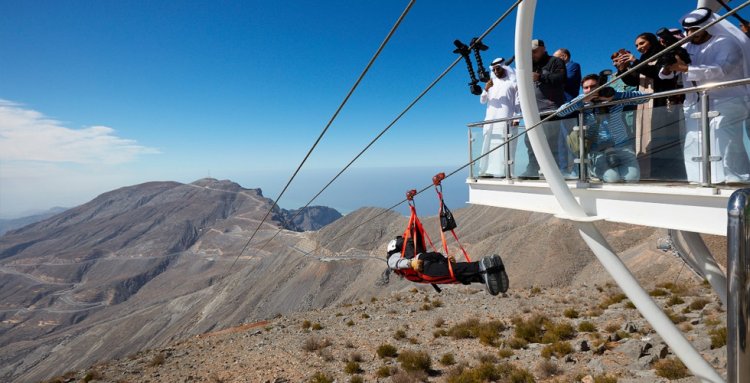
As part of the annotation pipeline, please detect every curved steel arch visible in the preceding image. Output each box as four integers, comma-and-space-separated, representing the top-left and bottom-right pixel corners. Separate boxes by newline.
513, 1, 724, 382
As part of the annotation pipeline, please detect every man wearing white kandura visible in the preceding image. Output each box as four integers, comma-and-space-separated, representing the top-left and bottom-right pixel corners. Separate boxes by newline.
478, 57, 520, 178
661, 7, 750, 184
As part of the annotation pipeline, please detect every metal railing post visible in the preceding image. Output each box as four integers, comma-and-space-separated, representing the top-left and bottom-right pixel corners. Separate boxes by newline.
577, 112, 587, 183
468, 127, 474, 179
701, 90, 712, 187
505, 121, 513, 182
727, 189, 750, 383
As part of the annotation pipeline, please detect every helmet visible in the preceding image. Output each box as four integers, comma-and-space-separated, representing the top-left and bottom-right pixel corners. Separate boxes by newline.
386, 236, 404, 257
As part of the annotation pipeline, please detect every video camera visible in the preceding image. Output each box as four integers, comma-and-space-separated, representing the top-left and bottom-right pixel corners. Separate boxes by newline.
655, 27, 692, 67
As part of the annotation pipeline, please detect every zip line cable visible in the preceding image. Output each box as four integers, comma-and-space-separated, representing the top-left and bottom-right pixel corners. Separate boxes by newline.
253, 0, 525, 255
226, 0, 416, 273
306, 1, 750, 254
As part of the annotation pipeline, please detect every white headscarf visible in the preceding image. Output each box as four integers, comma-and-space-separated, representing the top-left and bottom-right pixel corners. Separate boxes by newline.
681, 7, 750, 79
490, 57, 516, 84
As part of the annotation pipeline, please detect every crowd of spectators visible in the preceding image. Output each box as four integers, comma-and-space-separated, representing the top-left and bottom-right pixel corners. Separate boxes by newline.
479, 6, 750, 184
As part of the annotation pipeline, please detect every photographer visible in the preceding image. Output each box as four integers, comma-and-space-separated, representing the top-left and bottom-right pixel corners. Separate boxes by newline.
519, 39, 568, 179
613, 33, 685, 181
660, 8, 750, 184
557, 74, 647, 183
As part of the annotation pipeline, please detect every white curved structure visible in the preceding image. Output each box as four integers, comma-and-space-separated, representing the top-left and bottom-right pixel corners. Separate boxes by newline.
512, 1, 726, 382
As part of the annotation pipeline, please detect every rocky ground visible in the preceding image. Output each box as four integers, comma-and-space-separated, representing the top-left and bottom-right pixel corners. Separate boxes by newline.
46, 272, 727, 383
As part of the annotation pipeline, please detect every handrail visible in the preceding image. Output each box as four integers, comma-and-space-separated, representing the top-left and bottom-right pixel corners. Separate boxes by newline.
467, 77, 750, 127
727, 189, 750, 383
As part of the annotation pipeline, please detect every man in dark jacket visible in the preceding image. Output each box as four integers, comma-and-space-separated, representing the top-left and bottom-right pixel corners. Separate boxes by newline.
520, 39, 568, 178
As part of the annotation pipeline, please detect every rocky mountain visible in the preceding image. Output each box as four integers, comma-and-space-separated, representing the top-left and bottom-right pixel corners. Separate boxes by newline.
281, 206, 343, 232
0, 178, 727, 383
0, 207, 68, 236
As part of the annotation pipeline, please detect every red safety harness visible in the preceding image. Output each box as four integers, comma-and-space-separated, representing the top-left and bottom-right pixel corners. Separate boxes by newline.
393, 173, 473, 289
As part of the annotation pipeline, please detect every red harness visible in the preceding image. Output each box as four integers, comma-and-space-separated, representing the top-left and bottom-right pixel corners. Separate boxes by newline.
393, 173, 472, 286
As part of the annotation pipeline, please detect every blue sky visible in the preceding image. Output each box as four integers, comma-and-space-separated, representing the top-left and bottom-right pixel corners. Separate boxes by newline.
0, 1, 718, 217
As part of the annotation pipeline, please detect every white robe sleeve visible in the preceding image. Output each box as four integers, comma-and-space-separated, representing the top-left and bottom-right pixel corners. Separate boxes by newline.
480, 88, 489, 104
685, 38, 742, 82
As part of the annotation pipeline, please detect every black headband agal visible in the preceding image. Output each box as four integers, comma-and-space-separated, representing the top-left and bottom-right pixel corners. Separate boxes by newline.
682, 7, 713, 28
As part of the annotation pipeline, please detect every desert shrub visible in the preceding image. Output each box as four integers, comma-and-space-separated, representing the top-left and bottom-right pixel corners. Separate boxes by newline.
345, 340, 355, 349
563, 308, 579, 319
391, 370, 428, 383
440, 352, 456, 366
432, 299, 444, 308
376, 343, 398, 358
593, 374, 618, 383
477, 352, 498, 364
82, 370, 103, 383
667, 295, 685, 306
649, 288, 669, 297
587, 306, 605, 317
371, 297, 378, 303
710, 326, 727, 348
704, 315, 722, 326
689, 297, 711, 311
530, 286, 542, 295
344, 361, 362, 374
394, 329, 407, 340
376, 365, 393, 378
445, 362, 536, 383
349, 352, 363, 362
657, 282, 689, 296
624, 301, 636, 309
302, 336, 331, 352
311, 323, 323, 330
408, 337, 419, 345
447, 318, 506, 346
309, 372, 333, 383
604, 322, 620, 333
434, 317, 445, 328
600, 293, 627, 309
147, 352, 166, 367
507, 337, 528, 350
512, 314, 547, 343
433, 329, 448, 338
665, 309, 686, 324
397, 350, 432, 373
350, 375, 364, 383
535, 359, 560, 378
346, 319, 355, 327
421, 303, 433, 311
302, 320, 312, 329
654, 358, 689, 380
498, 348, 514, 358
578, 321, 597, 332
541, 321, 576, 343
361, 313, 370, 319
615, 330, 630, 340
540, 341, 573, 359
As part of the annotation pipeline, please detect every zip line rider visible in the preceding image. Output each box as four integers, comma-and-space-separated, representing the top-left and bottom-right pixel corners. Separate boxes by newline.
386, 236, 509, 296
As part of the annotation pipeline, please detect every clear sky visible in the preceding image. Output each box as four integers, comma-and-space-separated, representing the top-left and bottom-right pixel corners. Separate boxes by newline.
0, 1, 718, 217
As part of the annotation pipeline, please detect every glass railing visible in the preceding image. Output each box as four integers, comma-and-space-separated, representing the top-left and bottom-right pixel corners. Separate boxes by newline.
467, 77, 750, 187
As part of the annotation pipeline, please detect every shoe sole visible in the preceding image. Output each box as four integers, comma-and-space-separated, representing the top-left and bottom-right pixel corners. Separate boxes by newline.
481, 256, 504, 296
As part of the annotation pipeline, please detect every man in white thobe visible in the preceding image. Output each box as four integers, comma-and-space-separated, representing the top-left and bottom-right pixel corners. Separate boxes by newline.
661, 7, 750, 183
478, 58, 520, 178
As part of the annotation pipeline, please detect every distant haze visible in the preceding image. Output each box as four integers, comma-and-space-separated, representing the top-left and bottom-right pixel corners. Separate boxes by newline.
1, 166, 471, 218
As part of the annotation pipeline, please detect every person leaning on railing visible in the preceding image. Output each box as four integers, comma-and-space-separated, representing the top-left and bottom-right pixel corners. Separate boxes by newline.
660, 8, 750, 184
557, 74, 647, 183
